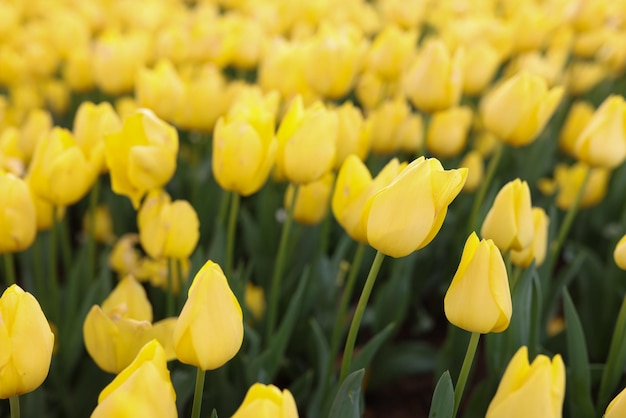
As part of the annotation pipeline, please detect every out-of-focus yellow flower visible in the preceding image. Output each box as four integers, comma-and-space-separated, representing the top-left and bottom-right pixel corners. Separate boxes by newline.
333, 156, 404, 243
615, 235, 626, 270
63, 47, 94, 92
459, 151, 484, 193
574, 95, 626, 169
83, 276, 177, 374
426, 106, 473, 158
397, 113, 424, 154
224, 13, 266, 69
334, 101, 371, 169
368, 97, 410, 155
508, 3, 554, 53
19, 109, 52, 163
606, 386, 626, 418
105, 109, 178, 208
486, 346, 565, 418
285, 172, 335, 225
480, 71, 564, 147
43, 80, 70, 117
472, 131, 498, 158
109, 234, 144, 278
139, 257, 191, 295
565, 61, 606, 96
559, 101, 595, 157
275, 96, 338, 184
176, 64, 227, 133
136, 60, 184, 124
231, 383, 299, 418
510, 207, 550, 269
0, 284, 54, 399
0, 128, 25, 176
377, 0, 426, 29
538, 163, 610, 210
83, 205, 116, 245
27, 127, 97, 206
91, 340, 177, 418
244, 282, 266, 322
355, 71, 387, 110
404, 38, 464, 113
137, 190, 199, 260
73, 102, 122, 174
444, 232, 511, 333
367, 24, 417, 81
213, 91, 278, 196
173, 260, 244, 370
462, 42, 501, 96
481, 178, 534, 252
363, 157, 467, 257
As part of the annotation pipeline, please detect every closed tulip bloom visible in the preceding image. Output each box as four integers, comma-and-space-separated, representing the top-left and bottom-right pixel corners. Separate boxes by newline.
459, 151, 484, 193
91, 340, 177, 418
231, 383, 299, 418
538, 163, 610, 210
426, 106, 473, 158
363, 157, 467, 257
367, 24, 418, 81
559, 101, 594, 157
404, 38, 464, 113
510, 207, 550, 268
285, 173, 335, 225
397, 113, 424, 154
19, 109, 52, 163
486, 346, 565, 418
444, 232, 512, 333
0, 172, 36, 253
137, 190, 200, 260
73, 101, 122, 173
480, 71, 564, 146
481, 179, 534, 252
136, 60, 184, 124
0, 284, 54, 399
605, 386, 626, 418
462, 42, 501, 96
614, 235, 626, 270
574, 95, 626, 169
368, 97, 410, 155
175, 64, 227, 133
105, 109, 179, 208
28, 127, 97, 206
173, 260, 244, 370
275, 96, 338, 184
244, 283, 266, 322
0, 128, 25, 176
334, 101, 371, 169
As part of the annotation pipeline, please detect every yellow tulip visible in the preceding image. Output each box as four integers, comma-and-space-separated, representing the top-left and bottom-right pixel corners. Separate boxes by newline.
481, 179, 534, 252
368, 97, 410, 155
574, 95, 626, 169
244, 283, 266, 322
19, 109, 52, 163
486, 346, 565, 418
538, 163, 610, 210
83, 276, 177, 374
334, 101, 371, 169
173, 260, 244, 370
363, 157, 467, 258
275, 96, 338, 184
462, 41, 501, 96
0, 127, 24, 176
285, 173, 335, 225
231, 383, 299, 418
0, 285, 54, 399
559, 101, 595, 157
105, 109, 179, 208
367, 24, 417, 81
0, 171, 36, 253
175, 64, 227, 133
109, 234, 144, 279
605, 386, 626, 418
332, 155, 404, 244
565, 61, 606, 95
459, 151, 484, 193
63, 47, 94, 92
136, 60, 184, 124
83, 205, 116, 245
480, 71, 564, 147
397, 113, 424, 154
426, 106, 473, 158
510, 208, 550, 269
614, 235, 626, 270
355, 71, 386, 110
73, 101, 122, 173
444, 232, 511, 333
91, 340, 177, 418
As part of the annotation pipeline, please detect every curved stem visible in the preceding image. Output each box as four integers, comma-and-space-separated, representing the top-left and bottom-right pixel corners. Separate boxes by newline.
9, 395, 20, 418
266, 184, 299, 341
339, 250, 385, 383
225, 192, 240, 283
191, 367, 206, 418
4, 252, 16, 286
467, 142, 504, 233
453, 332, 481, 417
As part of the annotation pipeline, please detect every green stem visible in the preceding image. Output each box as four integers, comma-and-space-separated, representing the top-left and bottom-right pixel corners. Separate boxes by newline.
510, 266, 523, 293
597, 294, 626, 414
9, 395, 19, 418
217, 187, 230, 229
87, 177, 100, 284
225, 192, 240, 283
339, 250, 385, 383
60, 210, 72, 273
265, 184, 299, 341
453, 332, 481, 417
191, 367, 206, 418
50, 207, 60, 324
4, 252, 16, 286
166, 258, 176, 317
467, 142, 504, 233
32, 237, 45, 302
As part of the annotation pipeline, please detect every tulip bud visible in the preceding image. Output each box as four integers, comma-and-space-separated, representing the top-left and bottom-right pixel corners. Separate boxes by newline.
0, 128, 24, 176
136, 60, 184, 124
232, 383, 299, 418
19, 109, 52, 163
565, 61, 606, 95
175, 64, 227, 132
105, 109, 179, 208
0, 285, 54, 399
275, 96, 338, 184
63, 47, 94, 92
574, 95, 626, 169
109, 234, 144, 278
285, 173, 335, 225
459, 151, 484, 193
481, 178, 534, 252
614, 235, 626, 270
444, 232, 512, 333
426, 106, 473, 158
538, 163, 610, 210
368, 97, 410, 155
510, 207, 550, 268
0, 171, 36, 253
173, 260, 244, 370
73, 101, 122, 173
83, 205, 116, 244
480, 71, 564, 147
397, 113, 424, 154
486, 346, 565, 418
605, 386, 626, 418
559, 101, 594, 157
363, 157, 467, 257
367, 24, 417, 81
334, 101, 371, 169
462, 42, 501, 96
91, 340, 177, 418
355, 71, 387, 110
244, 283, 266, 322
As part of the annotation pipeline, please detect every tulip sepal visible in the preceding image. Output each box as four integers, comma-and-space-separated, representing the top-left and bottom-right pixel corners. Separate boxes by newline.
453, 332, 480, 417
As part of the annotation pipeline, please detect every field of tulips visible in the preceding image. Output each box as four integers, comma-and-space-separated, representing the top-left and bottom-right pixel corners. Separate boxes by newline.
3, 0, 626, 417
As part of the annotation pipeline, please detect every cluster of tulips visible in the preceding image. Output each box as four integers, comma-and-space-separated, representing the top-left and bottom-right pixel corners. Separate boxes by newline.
3, 0, 626, 417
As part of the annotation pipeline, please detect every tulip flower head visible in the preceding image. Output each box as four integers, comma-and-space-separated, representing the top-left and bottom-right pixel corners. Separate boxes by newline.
444, 232, 512, 334
510, 207, 550, 269
231, 383, 299, 418
538, 163, 609, 210
0, 284, 54, 399
73, 101, 122, 174
615, 235, 626, 270
605, 386, 626, 418
459, 151, 484, 193
285, 172, 335, 225
0, 171, 36, 253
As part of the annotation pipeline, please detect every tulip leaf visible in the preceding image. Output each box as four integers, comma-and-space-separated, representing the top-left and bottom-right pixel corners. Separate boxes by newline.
596, 295, 626, 413
563, 287, 596, 418
351, 322, 395, 373
327, 369, 365, 418
210, 409, 218, 418
428, 371, 454, 418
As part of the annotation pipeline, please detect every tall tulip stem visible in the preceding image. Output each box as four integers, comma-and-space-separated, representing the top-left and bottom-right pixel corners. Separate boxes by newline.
468, 142, 503, 233
266, 184, 299, 341
166, 258, 177, 317
191, 367, 206, 418
3, 252, 16, 286
87, 177, 100, 283
225, 192, 240, 283
454, 332, 481, 417
9, 396, 19, 418
50, 206, 60, 324
339, 250, 385, 383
